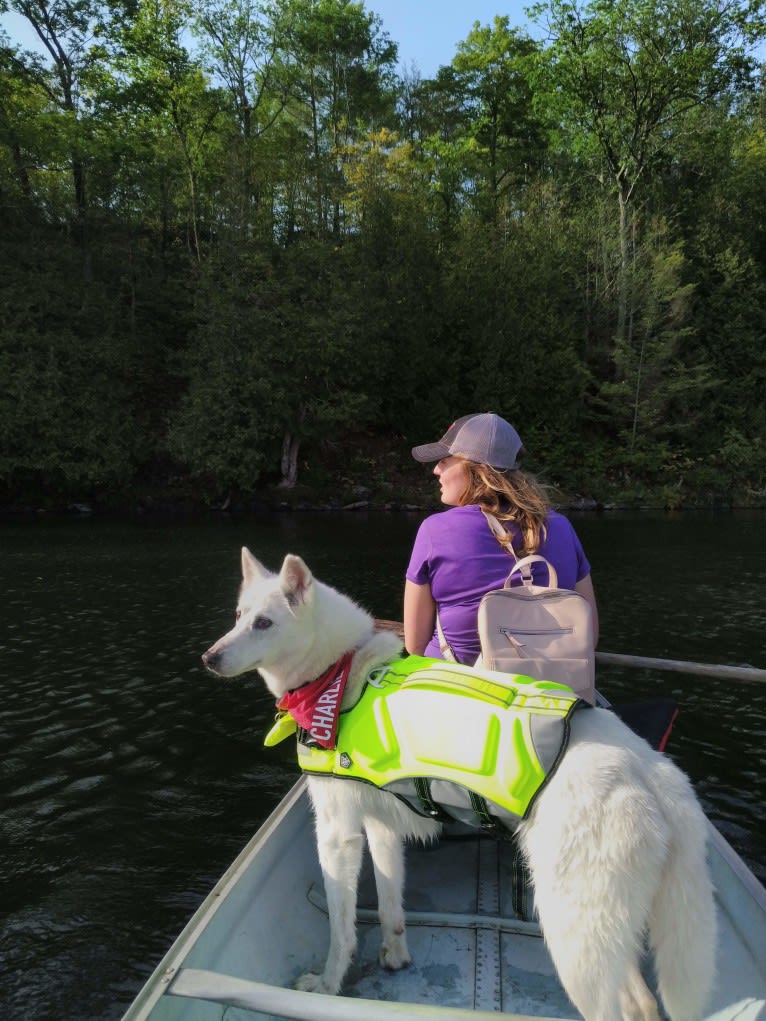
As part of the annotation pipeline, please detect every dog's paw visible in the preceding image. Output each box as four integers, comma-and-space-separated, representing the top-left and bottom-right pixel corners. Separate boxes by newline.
379, 935, 411, 972
295, 971, 338, 995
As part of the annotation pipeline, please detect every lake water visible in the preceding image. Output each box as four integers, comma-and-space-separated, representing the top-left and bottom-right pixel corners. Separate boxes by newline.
1, 510, 765, 1020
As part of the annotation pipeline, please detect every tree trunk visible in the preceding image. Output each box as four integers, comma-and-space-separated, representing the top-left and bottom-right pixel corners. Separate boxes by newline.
279, 432, 301, 487
615, 173, 630, 352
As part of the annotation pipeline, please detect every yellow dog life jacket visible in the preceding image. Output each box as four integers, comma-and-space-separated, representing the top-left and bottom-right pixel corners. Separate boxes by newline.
266, 656, 587, 830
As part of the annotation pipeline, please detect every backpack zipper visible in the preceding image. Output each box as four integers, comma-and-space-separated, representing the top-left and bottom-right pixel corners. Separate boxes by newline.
499, 626, 574, 638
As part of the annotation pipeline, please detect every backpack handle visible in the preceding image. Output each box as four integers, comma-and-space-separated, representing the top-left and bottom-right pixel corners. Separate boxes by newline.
504, 555, 559, 589
480, 510, 559, 589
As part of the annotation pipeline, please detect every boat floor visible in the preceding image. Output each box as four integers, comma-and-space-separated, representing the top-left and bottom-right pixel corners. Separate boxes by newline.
126, 780, 766, 1021
318, 838, 574, 1017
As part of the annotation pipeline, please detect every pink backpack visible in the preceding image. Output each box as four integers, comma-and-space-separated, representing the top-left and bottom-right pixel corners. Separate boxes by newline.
476, 552, 595, 704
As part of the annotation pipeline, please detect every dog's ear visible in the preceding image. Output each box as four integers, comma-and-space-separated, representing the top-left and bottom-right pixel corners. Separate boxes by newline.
241, 547, 271, 584
279, 554, 313, 606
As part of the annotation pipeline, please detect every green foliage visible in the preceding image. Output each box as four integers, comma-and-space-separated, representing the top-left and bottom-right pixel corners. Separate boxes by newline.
0, 224, 139, 499
530, 0, 759, 187
596, 227, 711, 447
1, 0, 766, 508
167, 240, 381, 490
451, 18, 547, 217
437, 191, 591, 483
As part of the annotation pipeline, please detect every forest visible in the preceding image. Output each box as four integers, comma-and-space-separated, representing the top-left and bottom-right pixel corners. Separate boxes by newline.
2, 0, 766, 511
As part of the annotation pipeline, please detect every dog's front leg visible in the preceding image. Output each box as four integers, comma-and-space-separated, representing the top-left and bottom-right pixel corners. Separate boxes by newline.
364, 816, 410, 972
301, 829, 364, 994
297, 791, 365, 995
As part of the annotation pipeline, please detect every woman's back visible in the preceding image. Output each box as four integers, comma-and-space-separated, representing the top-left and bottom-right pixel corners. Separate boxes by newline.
406, 504, 590, 664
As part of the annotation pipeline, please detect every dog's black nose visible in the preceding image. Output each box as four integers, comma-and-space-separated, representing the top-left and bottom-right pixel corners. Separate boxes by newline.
202, 649, 219, 671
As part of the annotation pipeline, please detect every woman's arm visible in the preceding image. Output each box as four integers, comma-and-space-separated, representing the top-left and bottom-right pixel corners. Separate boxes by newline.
403, 580, 437, 655
575, 574, 599, 647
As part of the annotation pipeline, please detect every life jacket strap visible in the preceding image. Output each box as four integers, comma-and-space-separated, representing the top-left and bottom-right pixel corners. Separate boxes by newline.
469, 791, 503, 833
414, 777, 452, 822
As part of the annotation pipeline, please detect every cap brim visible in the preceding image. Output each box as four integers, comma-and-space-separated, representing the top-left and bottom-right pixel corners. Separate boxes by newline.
411, 441, 451, 463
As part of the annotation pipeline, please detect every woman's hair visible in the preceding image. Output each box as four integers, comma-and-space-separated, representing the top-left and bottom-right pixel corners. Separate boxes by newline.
456, 458, 552, 555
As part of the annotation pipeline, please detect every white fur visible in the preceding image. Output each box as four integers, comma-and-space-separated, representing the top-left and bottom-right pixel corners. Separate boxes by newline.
202, 548, 717, 1021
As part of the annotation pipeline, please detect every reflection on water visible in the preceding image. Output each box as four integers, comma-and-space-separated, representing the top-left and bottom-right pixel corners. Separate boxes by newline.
0, 511, 764, 1020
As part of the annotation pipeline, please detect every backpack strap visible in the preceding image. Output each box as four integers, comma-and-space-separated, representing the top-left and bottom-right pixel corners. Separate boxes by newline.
435, 611, 459, 663
481, 508, 519, 561
481, 510, 558, 588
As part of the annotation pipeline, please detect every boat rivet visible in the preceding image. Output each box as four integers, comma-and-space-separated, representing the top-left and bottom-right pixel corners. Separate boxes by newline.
339, 753, 352, 769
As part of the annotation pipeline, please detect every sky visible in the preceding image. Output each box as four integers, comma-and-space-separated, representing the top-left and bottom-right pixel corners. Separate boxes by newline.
365, 1, 537, 77
1, 2, 538, 79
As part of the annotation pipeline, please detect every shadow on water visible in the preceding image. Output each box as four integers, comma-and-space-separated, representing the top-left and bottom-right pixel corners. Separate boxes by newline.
0, 510, 764, 1019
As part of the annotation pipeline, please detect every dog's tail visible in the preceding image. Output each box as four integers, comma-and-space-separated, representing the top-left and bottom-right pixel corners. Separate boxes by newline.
649, 766, 717, 1021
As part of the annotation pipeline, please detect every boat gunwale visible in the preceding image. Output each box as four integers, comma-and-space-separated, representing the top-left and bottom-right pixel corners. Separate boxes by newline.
120, 777, 310, 1021
708, 820, 766, 914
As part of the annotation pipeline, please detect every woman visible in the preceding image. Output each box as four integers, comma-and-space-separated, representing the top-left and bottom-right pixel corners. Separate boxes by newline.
404, 412, 598, 665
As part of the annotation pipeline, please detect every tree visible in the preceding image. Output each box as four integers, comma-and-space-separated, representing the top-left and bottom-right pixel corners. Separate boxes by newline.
107, 0, 222, 262
598, 224, 713, 456
438, 187, 592, 484
191, 0, 293, 242
168, 239, 380, 491
3, 0, 110, 273
394, 65, 479, 231
194, 0, 283, 141
0, 226, 139, 500
531, 0, 764, 349
451, 17, 546, 221
275, 0, 398, 236
340, 127, 447, 436
0, 42, 45, 205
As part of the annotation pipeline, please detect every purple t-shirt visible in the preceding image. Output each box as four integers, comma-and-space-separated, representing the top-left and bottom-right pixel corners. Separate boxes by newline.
406, 504, 591, 664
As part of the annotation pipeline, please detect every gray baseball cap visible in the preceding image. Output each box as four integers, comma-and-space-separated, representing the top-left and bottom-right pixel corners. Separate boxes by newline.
411, 413, 523, 470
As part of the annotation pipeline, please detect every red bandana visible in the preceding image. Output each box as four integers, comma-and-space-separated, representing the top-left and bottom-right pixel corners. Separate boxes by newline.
276, 652, 354, 749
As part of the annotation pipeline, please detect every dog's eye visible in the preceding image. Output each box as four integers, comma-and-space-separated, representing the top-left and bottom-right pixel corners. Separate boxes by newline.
235, 609, 242, 621
252, 616, 273, 631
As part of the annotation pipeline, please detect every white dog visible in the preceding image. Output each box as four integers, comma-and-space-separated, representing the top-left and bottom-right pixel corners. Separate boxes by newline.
202, 548, 717, 1021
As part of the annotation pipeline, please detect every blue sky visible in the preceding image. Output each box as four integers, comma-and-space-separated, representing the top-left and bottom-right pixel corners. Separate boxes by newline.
367, 1, 537, 76
2, 2, 536, 78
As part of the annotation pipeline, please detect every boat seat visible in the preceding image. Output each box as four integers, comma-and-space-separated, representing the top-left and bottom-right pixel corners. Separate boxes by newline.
169, 967, 562, 1020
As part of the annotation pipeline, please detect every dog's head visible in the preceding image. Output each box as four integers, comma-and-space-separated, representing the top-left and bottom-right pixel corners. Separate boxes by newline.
201, 548, 318, 692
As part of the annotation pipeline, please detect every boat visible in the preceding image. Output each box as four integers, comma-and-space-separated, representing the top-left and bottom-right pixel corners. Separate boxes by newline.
122, 647, 766, 1021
